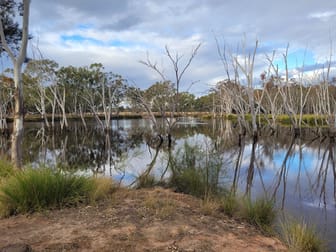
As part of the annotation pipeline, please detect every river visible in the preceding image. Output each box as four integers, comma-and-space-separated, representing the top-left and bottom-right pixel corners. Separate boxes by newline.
1, 118, 335, 250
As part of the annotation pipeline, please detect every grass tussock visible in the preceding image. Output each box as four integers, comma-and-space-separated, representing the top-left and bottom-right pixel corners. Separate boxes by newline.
219, 192, 239, 217
135, 174, 158, 189
240, 197, 276, 233
0, 158, 15, 180
0, 168, 113, 217
143, 195, 176, 219
200, 198, 221, 216
280, 218, 326, 252
90, 176, 115, 201
170, 166, 207, 198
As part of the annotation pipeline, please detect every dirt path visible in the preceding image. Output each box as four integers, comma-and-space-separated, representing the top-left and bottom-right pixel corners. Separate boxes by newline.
0, 187, 286, 251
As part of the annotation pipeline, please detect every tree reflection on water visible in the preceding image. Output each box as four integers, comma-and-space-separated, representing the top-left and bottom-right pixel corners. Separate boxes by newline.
1, 118, 335, 248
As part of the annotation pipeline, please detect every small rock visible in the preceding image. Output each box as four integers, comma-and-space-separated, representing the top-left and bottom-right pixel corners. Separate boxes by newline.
0, 244, 32, 252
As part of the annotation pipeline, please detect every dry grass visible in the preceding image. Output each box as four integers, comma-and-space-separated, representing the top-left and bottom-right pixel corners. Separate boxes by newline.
90, 176, 115, 202
143, 194, 176, 219
200, 198, 221, 216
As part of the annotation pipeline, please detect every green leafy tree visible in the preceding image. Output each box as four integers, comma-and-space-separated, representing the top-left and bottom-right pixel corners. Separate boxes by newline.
23, 59, 59, 126
179, 92, 195, 112
194, 93, 214, 112
81, 63, 127, 129
144, 81, 175, 115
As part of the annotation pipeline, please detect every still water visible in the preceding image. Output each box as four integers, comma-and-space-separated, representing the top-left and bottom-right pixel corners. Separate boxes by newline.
1, 118, 336, 250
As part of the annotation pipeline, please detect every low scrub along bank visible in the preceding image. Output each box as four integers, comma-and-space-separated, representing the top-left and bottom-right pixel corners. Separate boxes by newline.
0, 152, 326, 251
139, 142, 326, 251
0, 165, 113, 217
280, 218, 327, 252
223, 114, 328, 127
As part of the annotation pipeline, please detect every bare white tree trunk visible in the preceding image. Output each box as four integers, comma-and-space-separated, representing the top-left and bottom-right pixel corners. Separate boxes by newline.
45, 86, 57, 128
0, 0, 30, 168
234, 39, 258, 136
49, 84, 68, 130
139, 43, 201, 144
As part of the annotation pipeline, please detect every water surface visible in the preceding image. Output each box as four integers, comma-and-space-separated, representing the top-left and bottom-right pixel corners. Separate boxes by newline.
1, 119, 335, 250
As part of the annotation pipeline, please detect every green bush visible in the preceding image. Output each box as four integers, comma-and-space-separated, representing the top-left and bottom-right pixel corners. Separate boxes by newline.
280, 218, 326, 252
276, 115, 292, 125
170, 166, 207, 198
0, 168, 105, 216
226, 114, 237, 121
168, 142, 224, 199
241, 197, 276, 232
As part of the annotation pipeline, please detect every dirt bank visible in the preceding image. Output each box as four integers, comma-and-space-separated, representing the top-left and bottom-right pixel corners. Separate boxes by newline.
0, 187, 286, 251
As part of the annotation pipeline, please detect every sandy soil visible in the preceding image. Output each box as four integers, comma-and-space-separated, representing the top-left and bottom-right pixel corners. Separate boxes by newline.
0, 187, 287, 251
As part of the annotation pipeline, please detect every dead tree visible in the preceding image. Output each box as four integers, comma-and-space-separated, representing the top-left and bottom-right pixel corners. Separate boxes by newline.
139, 43, 201, 146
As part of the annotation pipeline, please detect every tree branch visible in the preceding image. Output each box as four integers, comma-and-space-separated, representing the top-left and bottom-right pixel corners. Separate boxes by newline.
0, 17, 15, 62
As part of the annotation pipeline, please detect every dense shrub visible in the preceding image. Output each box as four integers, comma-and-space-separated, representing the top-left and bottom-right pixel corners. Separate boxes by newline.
0, 168, 113, 216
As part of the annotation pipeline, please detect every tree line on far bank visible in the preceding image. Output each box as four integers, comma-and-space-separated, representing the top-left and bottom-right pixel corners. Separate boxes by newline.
1, 57, 336, 133
0, 60, 211, 129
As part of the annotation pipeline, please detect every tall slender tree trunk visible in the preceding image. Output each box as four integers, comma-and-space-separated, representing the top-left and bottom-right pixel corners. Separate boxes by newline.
11, 63, 25, 168
0, 0, 30, 168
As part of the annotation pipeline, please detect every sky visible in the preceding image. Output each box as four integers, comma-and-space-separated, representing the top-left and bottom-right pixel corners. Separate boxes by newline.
14, 0, 336, 95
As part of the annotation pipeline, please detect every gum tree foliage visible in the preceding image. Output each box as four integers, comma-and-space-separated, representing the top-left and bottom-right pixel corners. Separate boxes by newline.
0, 0, 23, 55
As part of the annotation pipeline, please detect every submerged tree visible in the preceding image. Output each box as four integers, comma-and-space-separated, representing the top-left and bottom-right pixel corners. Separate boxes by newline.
139, 43, 201, 146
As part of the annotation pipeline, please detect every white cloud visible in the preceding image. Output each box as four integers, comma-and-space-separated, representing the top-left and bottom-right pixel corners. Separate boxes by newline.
23, 0, 336, 93
308, 11, 336, 21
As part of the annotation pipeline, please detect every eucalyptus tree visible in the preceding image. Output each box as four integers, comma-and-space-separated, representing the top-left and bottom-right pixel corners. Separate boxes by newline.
55, 64, 95, 128
144, 81, 175, 114
82, 63, 127, 130
0, 75, 13, 130
51, 69, 68, 130
56, 66, 82, 115
0, 0, 24, 55
98, 71, 127, 129
0, 0, 30, 168
194, 93, 214, 112
23, 59, 59, 127
178, 92, 196, 112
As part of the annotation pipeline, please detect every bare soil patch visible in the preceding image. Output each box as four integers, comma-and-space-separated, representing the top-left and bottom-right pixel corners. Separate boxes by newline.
0, 187, 286, 251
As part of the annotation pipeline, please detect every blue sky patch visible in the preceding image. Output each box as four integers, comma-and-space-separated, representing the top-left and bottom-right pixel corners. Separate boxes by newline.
108, 39, 133, 47
60, 34, 145, 49
61, 34, 104, 46
275, 48, 316, 72
76, 23, 95, 30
